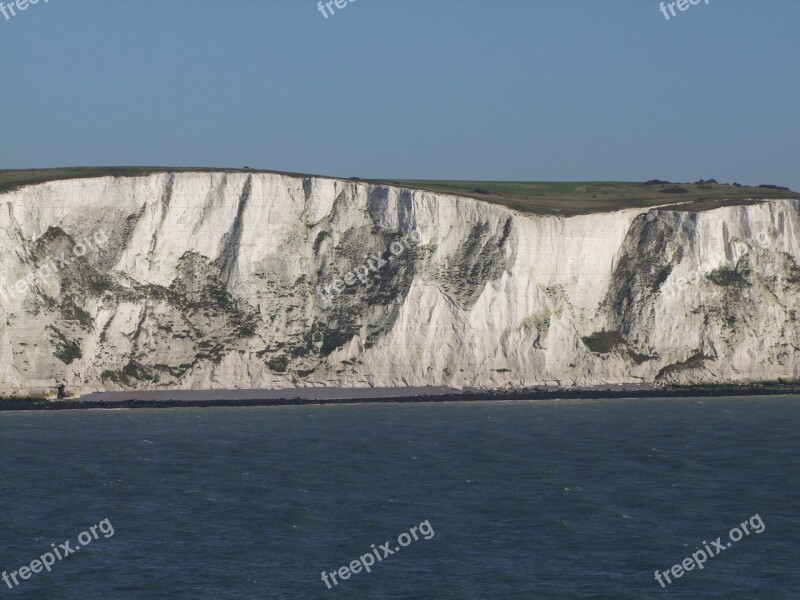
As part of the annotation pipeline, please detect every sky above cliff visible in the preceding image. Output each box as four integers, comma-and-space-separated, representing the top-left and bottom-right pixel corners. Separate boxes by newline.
1, 0, 798, 190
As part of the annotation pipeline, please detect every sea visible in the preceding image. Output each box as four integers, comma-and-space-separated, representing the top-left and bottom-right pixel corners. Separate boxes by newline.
1, 396, 798, 599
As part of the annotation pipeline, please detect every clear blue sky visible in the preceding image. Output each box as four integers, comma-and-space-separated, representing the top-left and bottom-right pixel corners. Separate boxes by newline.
2, 0, 798, 189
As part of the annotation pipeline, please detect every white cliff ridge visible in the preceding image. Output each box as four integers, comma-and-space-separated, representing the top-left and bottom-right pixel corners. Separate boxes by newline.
1, 172, 799, 396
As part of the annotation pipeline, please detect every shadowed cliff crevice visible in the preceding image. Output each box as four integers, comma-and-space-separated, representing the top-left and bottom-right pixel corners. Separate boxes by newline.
312, 223, 419, 355
147, 173, 175, 263
434, 219, 517, 309
218, 174, 253, 286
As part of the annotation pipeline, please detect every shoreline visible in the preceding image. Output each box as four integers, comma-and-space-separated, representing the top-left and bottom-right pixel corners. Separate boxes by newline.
2, 383, 800, 411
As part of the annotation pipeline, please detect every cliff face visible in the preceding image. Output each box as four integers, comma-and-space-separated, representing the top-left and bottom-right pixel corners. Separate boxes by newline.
1, 172, 799, 396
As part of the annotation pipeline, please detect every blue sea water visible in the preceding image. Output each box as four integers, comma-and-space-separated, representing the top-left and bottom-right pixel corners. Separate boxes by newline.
1, 396, 798, 599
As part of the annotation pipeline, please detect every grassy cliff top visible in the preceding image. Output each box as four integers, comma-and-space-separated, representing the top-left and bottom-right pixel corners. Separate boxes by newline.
2, 168, 798, 216
370, 179, 800, 216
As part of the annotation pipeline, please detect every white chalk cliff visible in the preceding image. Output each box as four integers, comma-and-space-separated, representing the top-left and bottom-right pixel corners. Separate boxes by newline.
1, 172, 799, 396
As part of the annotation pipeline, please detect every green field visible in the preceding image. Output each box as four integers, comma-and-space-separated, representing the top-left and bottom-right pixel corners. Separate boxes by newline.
369, 179, 800, 216
1, 168, 797, 217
